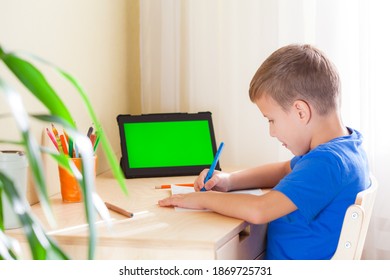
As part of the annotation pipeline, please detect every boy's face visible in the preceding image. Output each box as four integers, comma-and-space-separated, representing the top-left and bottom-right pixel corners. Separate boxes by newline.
255, 95, 312, 156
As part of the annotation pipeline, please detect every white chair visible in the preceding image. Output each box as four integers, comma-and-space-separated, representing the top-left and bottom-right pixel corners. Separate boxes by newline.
332, 175, 378, 260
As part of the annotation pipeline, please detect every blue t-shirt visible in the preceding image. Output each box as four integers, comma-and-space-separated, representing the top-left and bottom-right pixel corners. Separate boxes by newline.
266, 128, 370, 260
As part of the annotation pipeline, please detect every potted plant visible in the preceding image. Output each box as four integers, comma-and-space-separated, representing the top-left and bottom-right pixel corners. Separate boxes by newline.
0, 45, 127, 260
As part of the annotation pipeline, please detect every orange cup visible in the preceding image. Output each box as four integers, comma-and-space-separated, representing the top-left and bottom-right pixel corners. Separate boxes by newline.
58, 157, 97, 203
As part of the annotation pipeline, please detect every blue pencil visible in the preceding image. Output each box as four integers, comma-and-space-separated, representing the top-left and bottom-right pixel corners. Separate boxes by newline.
201, 142, 224, 191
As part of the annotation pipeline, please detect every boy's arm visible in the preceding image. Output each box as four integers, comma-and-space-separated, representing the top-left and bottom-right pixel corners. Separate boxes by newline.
158, 189, 297, 224
195, 160, 291, 191
229, 160, 292, 190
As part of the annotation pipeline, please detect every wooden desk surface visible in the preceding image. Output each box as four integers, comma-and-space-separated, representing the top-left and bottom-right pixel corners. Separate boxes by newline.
8, 171, 267, 259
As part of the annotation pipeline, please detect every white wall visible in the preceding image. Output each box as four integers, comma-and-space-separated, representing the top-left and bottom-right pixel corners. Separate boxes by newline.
139, 0, 294, 170
0, 0, 133, 201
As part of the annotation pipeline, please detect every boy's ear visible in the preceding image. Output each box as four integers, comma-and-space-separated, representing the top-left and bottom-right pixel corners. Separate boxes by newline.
293, 100, 311, 124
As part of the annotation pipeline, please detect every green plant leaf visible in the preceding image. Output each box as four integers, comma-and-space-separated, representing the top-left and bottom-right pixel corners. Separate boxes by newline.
0, 230, 19, 260
0, 78, 55, 227
0, 172, 68, 260
6, 51, 127, 195
41, 142, 112, 225
8, 50, 127, 192
1, 47, 122, 259
35, 114, 112, 259
36, 114, 97, 258
1, 52, 74, 126
18, 54, 128, 196
55, 70, 128, 195
0, 189, 3, 231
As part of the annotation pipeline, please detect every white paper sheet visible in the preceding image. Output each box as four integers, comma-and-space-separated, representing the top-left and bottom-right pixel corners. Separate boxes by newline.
170, 185, 263, 212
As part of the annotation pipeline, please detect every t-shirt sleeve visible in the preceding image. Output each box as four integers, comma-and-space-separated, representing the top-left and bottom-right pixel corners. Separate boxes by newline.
275, 153, 343, 222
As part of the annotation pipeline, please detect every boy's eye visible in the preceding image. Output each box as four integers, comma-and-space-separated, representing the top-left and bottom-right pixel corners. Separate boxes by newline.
268, 120, 274, 124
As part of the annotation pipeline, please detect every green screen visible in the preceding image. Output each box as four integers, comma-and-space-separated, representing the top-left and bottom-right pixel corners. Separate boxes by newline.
124, 120, 214, 168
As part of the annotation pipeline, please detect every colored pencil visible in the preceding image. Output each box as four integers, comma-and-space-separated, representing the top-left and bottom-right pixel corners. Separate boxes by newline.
155, 183, 194, 189
51, 124, 63, 153
87, 126, 93, 138
46, 128, 59, 151
104, 202, 133, 218
201, 142, 224, 191
90, 133, 96, 147
68, 138, 74, 158
60, 134, 68, 156
93, 133, 100, 152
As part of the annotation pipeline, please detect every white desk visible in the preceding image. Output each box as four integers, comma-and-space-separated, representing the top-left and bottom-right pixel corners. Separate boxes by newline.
8, 171, 267, 259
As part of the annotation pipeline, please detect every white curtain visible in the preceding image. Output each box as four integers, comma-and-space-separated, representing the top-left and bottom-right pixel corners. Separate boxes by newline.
140, 0, 390, 259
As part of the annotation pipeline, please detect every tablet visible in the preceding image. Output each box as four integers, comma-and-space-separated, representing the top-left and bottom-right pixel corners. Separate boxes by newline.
117, 112, 221, 178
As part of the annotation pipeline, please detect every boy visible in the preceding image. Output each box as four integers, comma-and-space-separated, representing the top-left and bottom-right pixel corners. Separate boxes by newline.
158, 44, 370, 259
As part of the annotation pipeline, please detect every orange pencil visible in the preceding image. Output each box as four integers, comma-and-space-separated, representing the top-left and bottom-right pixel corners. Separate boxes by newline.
60, 134, 68, 155
63, 129, 69, 143
90, 133, 97, 147
155, 183, 194, 189
105, 202, 133, 218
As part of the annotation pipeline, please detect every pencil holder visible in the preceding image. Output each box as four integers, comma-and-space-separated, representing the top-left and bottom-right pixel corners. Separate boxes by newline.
58, 157, 97, 203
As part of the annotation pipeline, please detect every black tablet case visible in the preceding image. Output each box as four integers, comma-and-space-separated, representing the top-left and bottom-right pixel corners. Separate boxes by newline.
117, 112, 220, 178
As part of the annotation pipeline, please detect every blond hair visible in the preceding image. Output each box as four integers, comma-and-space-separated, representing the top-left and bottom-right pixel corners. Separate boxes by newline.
249, 44, 341, 115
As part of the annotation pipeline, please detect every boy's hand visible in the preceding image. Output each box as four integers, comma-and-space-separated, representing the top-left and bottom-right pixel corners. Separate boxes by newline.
158, 193, 206, 210
194, 169, 231, 192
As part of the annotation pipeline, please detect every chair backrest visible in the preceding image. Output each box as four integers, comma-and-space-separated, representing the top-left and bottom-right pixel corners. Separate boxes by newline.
332, 175, 378, 260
